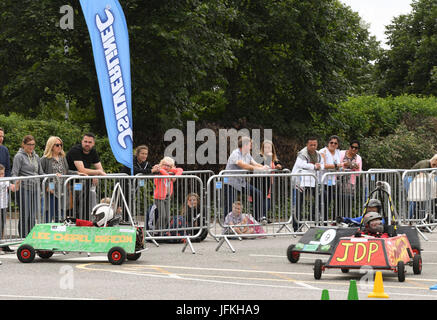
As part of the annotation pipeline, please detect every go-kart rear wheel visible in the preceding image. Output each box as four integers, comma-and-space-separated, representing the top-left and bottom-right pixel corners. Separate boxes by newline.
413, 254, 422, 275
17, 245, 35, 263
314, 259, 323, 280
127, 252, 141, 261
341, 268, 349, 273
108, 247, 126, 265
37, 250, 54, 259
397, 261, 405, 282
286, 244, 300, 263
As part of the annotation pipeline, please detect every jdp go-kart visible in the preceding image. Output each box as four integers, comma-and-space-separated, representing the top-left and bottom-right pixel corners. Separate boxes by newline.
287, 181, 422, 282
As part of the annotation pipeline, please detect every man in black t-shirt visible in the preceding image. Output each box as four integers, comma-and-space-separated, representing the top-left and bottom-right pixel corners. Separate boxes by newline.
66, 133, 106, 220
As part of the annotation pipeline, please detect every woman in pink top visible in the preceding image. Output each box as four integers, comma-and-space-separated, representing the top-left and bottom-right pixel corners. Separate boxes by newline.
339, 140, 362, 216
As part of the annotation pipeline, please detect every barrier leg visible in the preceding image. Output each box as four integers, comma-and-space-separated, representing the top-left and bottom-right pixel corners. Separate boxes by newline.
215, 236, 235, 253
415, 226, 429, 241
182, 237, 195, 254
145, 231, 160, 247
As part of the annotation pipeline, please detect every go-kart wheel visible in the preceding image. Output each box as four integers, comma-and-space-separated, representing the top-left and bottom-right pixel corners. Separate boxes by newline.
127, 252, 141, 261
37, 250, 54, 259
286, 244, 300, 263
108, 247, 126, 265
341, 268, 349, 273
397, 261, 405, 282
314, 259, 323, 280
412, 247, 420, 256
17, 245, 36, 263
413, 254, 422, 275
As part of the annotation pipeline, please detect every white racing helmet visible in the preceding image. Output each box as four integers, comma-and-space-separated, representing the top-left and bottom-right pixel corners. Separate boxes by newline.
363, 212, 384, 234
91, 203, 114, 227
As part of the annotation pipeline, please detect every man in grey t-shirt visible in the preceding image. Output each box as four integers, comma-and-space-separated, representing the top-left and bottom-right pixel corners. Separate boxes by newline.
223, 136, 269, 222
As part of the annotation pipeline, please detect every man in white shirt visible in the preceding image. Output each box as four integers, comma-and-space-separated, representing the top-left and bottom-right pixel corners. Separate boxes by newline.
291, 137, 324, 229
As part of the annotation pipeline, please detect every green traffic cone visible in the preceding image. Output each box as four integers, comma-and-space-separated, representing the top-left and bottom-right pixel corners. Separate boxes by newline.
321, 289, 330, 300
347, 280, 359, 300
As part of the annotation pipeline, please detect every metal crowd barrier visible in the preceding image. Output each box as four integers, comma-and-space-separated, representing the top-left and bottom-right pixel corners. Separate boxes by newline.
207, 170, 305, 252
320, 169, 403, 226
130, 174, 206, 253
401, 168, 437, 239
1, 168, 437, 252
0, 175, 55, 247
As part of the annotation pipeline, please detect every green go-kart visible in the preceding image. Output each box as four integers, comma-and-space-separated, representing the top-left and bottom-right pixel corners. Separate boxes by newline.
16, 183, 145, 265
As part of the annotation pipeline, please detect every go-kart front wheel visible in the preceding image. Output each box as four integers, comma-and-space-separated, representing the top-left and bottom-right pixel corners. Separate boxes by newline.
108, 247, 126, 265
17, 245, 36, 263
314, 259, 324, 280
286, 244, 300, 263
413, 254, 422, 275
397, 261, 405, 282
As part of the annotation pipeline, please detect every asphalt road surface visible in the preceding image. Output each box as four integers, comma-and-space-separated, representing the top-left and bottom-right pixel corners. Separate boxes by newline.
1, 229, 437, 305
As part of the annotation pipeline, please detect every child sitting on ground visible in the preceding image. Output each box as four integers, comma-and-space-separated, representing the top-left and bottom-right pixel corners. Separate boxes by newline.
223, 201, 265, 235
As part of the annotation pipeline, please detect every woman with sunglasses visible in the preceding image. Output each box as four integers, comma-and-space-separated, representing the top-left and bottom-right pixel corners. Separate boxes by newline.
41, 136, 82, 222
339, 140, 362, 216
319, 135, 342, 224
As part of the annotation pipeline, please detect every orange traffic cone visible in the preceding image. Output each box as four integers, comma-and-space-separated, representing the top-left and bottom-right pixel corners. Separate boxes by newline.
368, 271, 389, 298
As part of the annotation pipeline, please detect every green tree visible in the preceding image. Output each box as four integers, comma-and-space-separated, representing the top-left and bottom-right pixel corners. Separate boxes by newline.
376, 0, 437, 96
219, 0, 380, 136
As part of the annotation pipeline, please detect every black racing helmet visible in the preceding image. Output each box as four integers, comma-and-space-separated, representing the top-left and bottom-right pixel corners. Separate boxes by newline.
367, 198, 382, 209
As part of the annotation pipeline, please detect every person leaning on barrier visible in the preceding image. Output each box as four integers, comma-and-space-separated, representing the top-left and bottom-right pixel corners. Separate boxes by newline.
319, 135, 343, 224
338, 140, 362, 217
12, 135, 44, 238
121, 145, 160, 220
411, 154, 437, 170
291, 136, 324, 229
0, 128, 11, 178
121, 144, 160, 175
255, 140, 283, 221
41, 136, 82, 223
407, 154, 437, 221
223, 136, 270, 224
66, 133, 106, 220
0, 164, 15, 254
0, 128, 13, 253
153, 156, 183, 232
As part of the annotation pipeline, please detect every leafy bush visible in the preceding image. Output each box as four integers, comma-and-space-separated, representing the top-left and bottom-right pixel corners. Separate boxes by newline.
0, 113, 122, 173
361, 122, 437, 169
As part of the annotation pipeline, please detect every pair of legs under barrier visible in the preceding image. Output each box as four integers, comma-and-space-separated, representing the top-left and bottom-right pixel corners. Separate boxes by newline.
223, 184, 267, 222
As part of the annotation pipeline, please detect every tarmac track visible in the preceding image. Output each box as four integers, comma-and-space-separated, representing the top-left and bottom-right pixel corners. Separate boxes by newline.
0, 231, 437, 302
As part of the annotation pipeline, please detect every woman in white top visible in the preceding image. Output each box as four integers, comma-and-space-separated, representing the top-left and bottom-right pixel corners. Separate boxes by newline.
318, 135, 343, 224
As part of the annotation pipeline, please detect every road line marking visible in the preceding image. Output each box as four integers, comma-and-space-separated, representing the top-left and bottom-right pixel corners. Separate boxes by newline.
75, 263, 437, 298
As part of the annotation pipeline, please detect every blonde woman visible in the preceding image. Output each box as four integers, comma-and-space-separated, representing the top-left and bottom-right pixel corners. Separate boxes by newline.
41, 136, 81, 222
